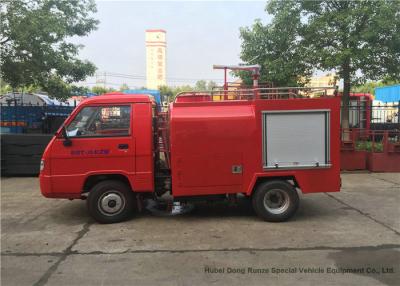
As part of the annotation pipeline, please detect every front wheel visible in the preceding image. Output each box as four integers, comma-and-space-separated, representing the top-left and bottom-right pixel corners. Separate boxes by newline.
87, 180, 135, 224
252, 180, 299, 222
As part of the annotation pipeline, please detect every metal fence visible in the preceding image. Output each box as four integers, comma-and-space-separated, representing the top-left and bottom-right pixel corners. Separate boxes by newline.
341, 128, 400, 153
344, 101, 400, 129
176, 87, 337, 102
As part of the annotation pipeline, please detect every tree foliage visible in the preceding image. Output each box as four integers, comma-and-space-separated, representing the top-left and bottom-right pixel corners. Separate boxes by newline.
353, 79, 400, 95
300, 1, 400, 84
159, 85, 194, 102
0, 0, 99, 99
195, 80, 207, 91
158, 81, 219, 103
207, 81, 218, 91
119, 83, 130, 91
239, 1, 312, 86
91, 85, 115, 95
194, 80, 218, 91
240, 0, 400, 126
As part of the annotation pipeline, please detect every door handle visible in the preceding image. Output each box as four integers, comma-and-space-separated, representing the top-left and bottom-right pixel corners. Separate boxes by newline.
118, 144, 129, 149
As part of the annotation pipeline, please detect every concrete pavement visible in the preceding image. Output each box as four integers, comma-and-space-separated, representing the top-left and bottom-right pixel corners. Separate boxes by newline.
1, 173, 400, 286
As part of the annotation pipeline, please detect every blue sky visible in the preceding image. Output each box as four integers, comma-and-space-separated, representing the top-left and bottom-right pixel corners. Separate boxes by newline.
73, 1, 270, 88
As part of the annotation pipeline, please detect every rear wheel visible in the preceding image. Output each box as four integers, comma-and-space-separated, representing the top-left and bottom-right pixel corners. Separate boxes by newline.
87, 180, 135, 224
252, 180, 299, 222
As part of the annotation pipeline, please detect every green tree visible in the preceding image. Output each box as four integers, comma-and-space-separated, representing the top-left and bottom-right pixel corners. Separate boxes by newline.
194, 80, 218, 91
352, 79, 400, 95
240, 0, 400, 129
239, 1, 312, 87
0, 79, 12, 94
119, 83, 130, 91
71, 85, 91, 96
195, 80, 207, 91
207, 81, 218, 91
300, 0, 400, 128
91, 86, 115, 95
0, 0, 99, 100
159, 85, 174, 100
174, 85, 193, 98
159, 85, 194, 102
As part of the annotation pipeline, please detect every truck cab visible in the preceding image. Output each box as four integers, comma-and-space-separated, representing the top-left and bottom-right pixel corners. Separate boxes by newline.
40, 94, 156, 213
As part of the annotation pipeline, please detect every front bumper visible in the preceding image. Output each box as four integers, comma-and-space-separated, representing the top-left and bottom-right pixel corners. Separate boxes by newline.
39, 174, 53, 198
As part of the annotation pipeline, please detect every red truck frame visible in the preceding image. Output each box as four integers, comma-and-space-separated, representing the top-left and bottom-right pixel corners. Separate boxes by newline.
40, 86, 341, 223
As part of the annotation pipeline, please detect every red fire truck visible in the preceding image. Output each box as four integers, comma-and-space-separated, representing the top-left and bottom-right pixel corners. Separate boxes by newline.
40, 66, 341, 223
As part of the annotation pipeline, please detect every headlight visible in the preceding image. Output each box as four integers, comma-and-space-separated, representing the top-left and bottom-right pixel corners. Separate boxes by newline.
40, 159, 45, 171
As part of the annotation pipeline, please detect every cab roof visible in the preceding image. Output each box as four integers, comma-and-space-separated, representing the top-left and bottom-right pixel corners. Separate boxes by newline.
81, 92, 154, 105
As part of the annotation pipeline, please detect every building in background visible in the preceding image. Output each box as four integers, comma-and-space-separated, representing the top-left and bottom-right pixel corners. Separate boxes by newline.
305, 73, 337, 96
146, 29, 166, 89
375, 84, 400, 103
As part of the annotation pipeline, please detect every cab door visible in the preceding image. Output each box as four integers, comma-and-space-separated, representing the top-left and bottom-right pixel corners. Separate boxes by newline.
49, 104, 135, 195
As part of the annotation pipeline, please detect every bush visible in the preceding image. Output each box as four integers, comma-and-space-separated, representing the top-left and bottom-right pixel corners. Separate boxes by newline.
355, 141, 383, 152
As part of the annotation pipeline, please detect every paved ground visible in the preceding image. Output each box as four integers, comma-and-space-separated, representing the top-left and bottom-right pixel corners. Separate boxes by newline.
1, 173, 400, 286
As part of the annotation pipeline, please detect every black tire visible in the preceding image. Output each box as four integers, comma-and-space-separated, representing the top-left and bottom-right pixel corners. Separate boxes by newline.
87, 180, 135, 224
252, 180, 299, 222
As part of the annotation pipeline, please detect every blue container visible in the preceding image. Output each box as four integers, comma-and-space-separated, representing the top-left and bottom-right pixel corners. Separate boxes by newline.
375, 84, 400, 103
123, 89, 162, 108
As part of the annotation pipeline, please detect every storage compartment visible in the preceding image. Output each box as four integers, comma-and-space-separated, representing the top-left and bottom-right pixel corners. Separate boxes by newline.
262, 110, 330, 169
170, 103, 255, 196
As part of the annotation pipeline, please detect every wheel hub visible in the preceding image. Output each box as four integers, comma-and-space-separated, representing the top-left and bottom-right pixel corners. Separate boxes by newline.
99, 192, 125, 216
263, 189, 290, 215
108, 200, 117, 208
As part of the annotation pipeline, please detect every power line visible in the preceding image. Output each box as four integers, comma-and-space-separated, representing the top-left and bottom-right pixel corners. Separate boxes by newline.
93, 71, 227, 82
79, 71, 232, 88
81, 82, 126, 86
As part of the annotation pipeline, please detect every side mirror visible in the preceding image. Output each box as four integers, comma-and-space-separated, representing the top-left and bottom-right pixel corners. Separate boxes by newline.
61, 126, 72, 147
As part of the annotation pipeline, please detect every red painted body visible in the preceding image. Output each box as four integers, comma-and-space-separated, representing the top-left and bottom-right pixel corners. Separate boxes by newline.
170, 98, 341, 197
40, 93, 341, 199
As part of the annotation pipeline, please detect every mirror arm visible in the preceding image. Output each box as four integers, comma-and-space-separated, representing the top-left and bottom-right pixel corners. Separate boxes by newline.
62, 126, 72, 147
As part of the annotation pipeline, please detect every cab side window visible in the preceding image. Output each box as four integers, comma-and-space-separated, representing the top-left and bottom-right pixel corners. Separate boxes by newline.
66, 105, 131, 137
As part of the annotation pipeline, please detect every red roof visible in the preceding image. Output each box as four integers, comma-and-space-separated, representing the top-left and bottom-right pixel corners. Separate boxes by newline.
82, 93, 153, 105
145, 29, 166, 33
